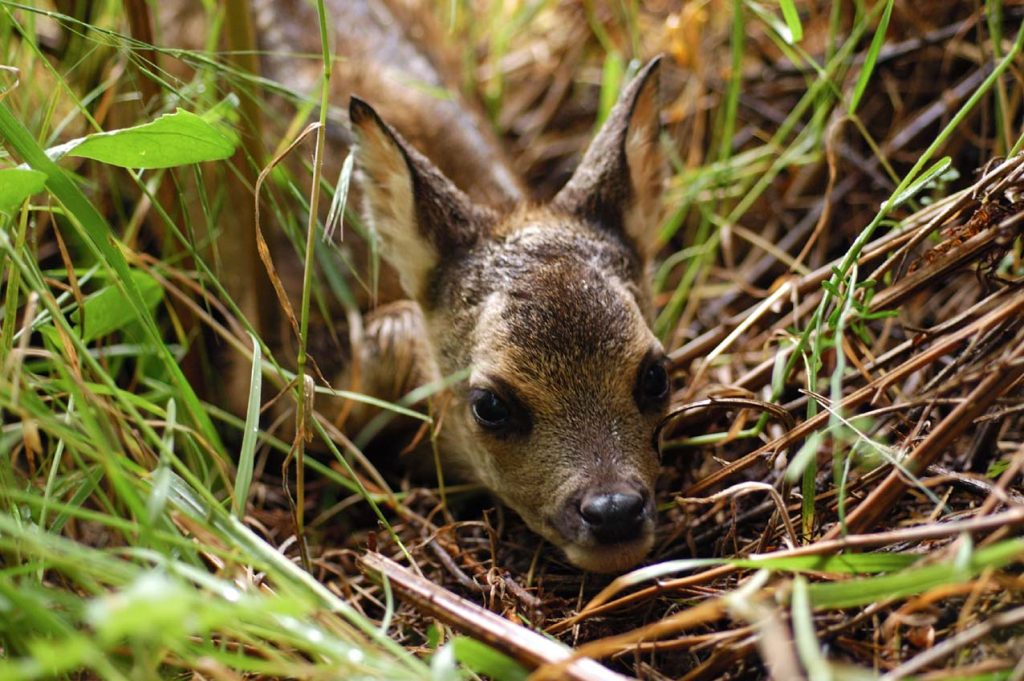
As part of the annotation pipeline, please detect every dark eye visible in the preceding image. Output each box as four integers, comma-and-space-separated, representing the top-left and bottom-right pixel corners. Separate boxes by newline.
471, 389, 511, 429
636, 358, 670, 410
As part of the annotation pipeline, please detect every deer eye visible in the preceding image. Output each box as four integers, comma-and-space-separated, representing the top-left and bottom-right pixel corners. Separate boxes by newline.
636, 357, 670, 411
470, 389, 511, 428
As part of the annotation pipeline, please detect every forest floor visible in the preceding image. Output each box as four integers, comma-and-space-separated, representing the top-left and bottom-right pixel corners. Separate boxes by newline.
1, 1, 1023, 679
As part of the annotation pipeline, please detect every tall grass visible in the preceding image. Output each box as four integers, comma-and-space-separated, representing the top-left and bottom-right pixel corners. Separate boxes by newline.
0, 1, 430, 677
1, 0, 1022, 679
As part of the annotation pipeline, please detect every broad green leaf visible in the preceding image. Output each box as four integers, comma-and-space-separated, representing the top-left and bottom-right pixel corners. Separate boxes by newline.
74, 270, 164, 342
0, 167, 46, 213
65, 109, 238, 169
0, 99, 222, 447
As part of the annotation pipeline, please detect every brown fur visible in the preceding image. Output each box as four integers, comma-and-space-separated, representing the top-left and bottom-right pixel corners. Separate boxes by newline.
159, 3, 668, 571
352, 59, 669, 572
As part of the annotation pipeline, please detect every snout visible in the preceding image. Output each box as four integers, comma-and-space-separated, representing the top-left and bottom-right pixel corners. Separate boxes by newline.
579, 488, 648, 545
551, 481, 656, 573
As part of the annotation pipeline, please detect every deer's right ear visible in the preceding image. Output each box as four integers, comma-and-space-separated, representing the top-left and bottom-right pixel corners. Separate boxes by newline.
349, 97, 489, 302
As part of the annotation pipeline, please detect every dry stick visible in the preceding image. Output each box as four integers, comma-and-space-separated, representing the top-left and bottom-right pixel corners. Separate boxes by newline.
672, 153, 1024, 380
868, 210, 1024, 312
767, 13, 992, 77
613, 507, 1024, 611
357, 552, 630, 681
777, 285, 1023, 414
704, 61, 1006, 324
689, 283, 795, 386
926, 463, 1024, 507
670, 466, 891, 558
222, 0, 271, 346
122, 0, 160, 107
532, 600, 727, 681
976, 441, 1024, 517
1011, 654, 1024, 681
822, 334, 1024, 539
880, 605, 1024, 681
669, 194, 951, 373
548, 506, 1024, 636
678, 636, 758, 681
682, 292, 1024, 498
669, 215, 917, 371
610, 626, 754, 657
677, 482, 800, 549
731, 596, 805, 681
659, 397, 796, 447
867, 154, 1024, 284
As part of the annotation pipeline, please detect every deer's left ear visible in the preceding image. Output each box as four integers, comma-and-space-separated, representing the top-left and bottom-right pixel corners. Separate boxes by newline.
552, 56, 665, 261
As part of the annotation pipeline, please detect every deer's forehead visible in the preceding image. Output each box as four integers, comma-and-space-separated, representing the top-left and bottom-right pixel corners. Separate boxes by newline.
491, 222, 638, 277
430, 222, 651, 380
436, 221, 640, 304
470, 265, 652, 395
502, 266, 640, 357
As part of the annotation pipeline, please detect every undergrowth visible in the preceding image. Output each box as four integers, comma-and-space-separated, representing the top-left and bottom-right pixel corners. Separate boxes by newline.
1, 1, 1023, 679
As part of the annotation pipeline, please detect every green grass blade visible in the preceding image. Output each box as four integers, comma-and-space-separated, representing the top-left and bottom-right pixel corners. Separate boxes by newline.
432, 637, 529, 681
890, 156, 952, 207
0, 99, 222, 450
848, 0, 894, 114
737, 552, 919, 573
73, 269, 163, 342
778, 0, 803, 43
145, 397, 176, 527
596, 51, 625, 128
792, 577, 830, 679
808, 539, 1024, 609
233, 332, 262, 518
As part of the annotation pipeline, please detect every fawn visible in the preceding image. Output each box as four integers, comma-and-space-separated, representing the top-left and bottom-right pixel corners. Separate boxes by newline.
162, 0, 670, 572
347, 58, 669, 573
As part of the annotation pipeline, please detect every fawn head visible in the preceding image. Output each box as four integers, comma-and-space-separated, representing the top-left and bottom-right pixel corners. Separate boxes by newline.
350, 58, 668, 572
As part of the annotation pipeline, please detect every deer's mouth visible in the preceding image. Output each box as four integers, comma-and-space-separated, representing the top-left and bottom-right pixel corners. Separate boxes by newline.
560, 532, 656, 573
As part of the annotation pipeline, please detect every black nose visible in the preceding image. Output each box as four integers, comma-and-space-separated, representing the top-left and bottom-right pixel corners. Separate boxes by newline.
579, 490, 647, 544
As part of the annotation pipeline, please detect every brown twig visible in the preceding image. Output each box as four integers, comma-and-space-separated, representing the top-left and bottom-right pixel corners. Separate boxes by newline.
549, 506, 1024, 634
358, 552, 631, 681
881, 605, 1024, 680
823, 330, 1024, 538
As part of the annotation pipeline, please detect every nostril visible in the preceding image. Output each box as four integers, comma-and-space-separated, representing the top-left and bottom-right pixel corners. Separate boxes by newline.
580, 493, 644, 524
579, 492, 646, 543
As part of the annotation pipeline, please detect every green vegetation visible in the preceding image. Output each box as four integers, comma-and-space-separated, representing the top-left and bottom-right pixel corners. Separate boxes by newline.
2, 1, 1023, 679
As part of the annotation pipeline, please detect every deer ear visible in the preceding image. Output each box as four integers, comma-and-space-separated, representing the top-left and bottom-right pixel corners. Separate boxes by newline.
552, 57, 665, 261
349, 97, 490, 301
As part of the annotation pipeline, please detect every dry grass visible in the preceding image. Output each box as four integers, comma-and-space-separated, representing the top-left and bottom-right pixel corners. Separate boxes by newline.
2, 0, 1023, 679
